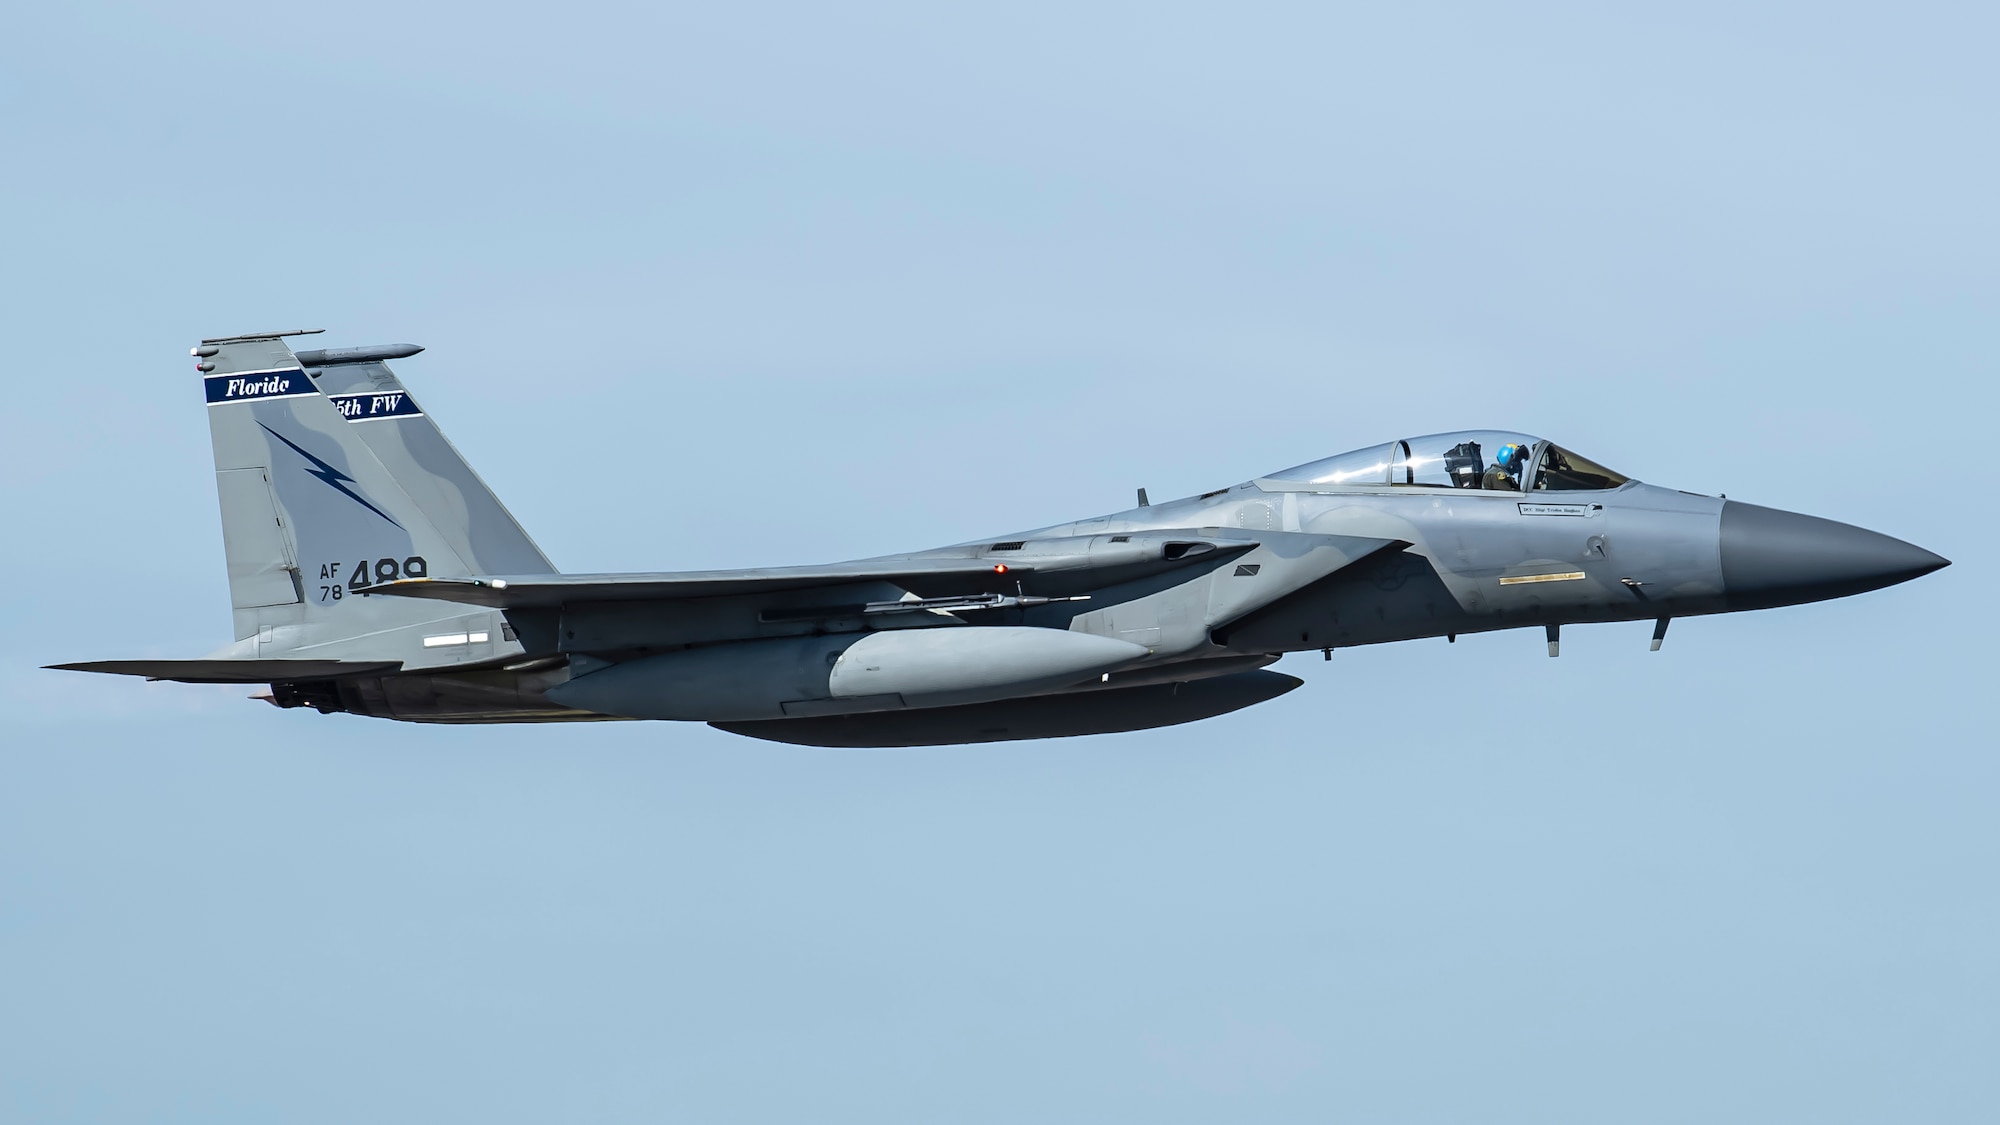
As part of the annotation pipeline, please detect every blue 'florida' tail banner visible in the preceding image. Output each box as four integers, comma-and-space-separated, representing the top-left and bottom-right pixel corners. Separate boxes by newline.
205, 369, 315, 404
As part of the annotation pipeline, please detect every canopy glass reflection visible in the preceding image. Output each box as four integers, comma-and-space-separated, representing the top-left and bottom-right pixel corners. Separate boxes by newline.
1268, 431, 1630, 492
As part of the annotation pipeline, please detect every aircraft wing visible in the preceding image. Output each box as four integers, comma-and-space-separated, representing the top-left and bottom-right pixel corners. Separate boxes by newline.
363, 533, 1266, 609
364, 559, 1040, 609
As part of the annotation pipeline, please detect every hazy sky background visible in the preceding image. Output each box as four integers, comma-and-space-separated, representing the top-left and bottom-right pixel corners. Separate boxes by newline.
2, 2, 1994, 1121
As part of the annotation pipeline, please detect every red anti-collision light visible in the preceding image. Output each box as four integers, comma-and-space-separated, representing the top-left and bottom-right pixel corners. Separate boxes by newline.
993, 564, 1009, 574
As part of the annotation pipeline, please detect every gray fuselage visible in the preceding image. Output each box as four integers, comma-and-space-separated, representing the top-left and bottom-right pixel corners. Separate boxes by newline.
56, 335, 1946, 746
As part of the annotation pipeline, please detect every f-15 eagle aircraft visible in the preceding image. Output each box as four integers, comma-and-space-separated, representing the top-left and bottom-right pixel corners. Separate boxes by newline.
50, 331, 1949, 746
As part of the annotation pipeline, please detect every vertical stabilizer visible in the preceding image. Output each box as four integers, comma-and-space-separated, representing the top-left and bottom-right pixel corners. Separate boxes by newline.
296, 344, 554, 576
197, 333, 525, 666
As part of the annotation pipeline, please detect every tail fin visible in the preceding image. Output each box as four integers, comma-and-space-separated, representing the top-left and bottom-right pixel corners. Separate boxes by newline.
295, 342, 553, 576
199, 331, 547, 659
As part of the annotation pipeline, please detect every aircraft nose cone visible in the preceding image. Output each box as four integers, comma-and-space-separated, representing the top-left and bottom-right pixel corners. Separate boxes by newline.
1721, 501, 1949, 609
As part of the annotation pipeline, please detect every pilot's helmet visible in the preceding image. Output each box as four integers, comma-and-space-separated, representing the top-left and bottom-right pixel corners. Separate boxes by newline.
1495, 443, 1526, 471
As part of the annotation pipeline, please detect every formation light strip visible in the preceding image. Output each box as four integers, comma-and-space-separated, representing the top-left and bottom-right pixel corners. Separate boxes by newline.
1498, 571, 1587, 586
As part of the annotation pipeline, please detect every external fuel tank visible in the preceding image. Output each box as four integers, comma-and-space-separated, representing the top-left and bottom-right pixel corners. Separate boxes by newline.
544, 626, 1149, 722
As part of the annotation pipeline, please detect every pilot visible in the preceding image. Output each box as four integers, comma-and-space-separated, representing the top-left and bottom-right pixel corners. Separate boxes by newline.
1483, 443, 1528, 491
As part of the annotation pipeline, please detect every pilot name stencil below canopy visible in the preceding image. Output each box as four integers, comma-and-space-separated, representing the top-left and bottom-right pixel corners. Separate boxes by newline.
48, 333, 1950, 746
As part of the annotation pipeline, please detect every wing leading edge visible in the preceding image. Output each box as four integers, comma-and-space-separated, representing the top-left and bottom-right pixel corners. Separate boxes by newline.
364, 559, 1040, 609
361, 532, 1276, 609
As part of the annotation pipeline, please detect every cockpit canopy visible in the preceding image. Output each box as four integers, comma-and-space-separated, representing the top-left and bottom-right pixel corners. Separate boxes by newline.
1268, 431, 1630, 492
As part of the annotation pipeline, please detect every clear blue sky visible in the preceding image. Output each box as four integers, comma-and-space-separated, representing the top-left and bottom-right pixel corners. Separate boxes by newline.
3, 3, 1993, 1121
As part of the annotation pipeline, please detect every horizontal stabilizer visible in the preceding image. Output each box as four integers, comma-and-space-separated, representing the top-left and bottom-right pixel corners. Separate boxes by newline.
45, 659, 402, 683
367, 560, 1039, 607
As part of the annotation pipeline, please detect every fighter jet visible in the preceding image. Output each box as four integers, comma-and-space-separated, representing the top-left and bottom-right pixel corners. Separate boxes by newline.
49, 331, 1949, 746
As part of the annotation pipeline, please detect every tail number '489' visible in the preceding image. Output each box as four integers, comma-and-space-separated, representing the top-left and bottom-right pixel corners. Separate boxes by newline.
315, 556, 428, 601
